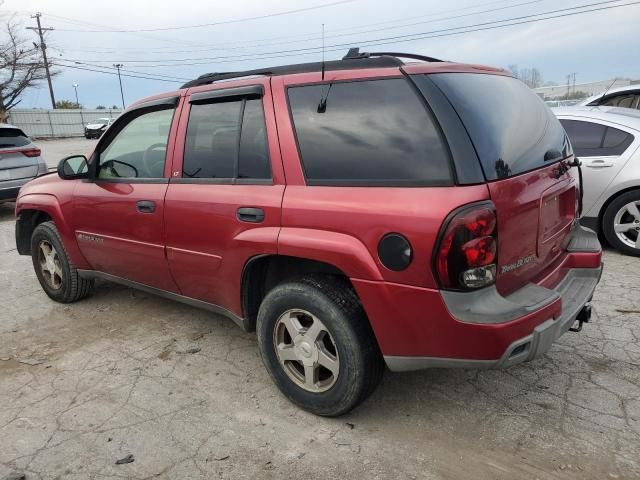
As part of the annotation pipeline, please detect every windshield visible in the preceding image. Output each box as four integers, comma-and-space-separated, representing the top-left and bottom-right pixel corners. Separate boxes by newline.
430, 73, 567, 180
91, 118, 110, 124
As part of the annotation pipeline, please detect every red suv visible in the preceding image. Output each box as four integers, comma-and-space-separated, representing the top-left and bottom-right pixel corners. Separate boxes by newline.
15, 50, 602, 416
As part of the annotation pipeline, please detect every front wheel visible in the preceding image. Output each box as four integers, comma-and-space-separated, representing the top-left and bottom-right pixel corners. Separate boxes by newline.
256, 275, 384, 416
30, 221, 94, 302
602, 190, 640, 256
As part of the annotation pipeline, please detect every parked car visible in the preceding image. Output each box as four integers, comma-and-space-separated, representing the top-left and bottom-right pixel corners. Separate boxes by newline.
554, 106, 640, 255
84, 117, 114, 139
579, 85, 640, 110
14, 50, 602, 416
0, 123, 48, 203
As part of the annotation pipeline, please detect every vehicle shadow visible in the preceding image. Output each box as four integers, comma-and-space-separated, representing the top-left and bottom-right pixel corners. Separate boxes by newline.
0, 202, 15, 222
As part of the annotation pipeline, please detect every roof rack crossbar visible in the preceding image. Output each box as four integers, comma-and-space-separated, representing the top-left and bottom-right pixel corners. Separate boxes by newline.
342, 47, 443, 63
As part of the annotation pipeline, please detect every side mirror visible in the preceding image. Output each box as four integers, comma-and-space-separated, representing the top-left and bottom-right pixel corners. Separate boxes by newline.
57, 155, 89, 180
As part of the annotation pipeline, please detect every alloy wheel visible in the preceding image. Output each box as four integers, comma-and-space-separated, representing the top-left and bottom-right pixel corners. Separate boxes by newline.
613, 201, 640, 250
273, 309, 340, 393
38, 240, 63, 290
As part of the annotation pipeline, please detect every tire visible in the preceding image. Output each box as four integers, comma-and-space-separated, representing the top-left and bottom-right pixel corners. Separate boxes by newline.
30, 221, 94, 303
602, 190, 640, 256
256, 275, 384, 416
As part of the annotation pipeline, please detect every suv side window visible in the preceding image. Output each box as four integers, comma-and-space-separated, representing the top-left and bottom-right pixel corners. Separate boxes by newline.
98, 108, 174, 179
287, 78, 452, 186
560, 119, 635, 157
183, 98, 270, 180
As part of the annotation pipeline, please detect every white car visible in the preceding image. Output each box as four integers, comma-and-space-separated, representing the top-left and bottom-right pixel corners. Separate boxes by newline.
553, 106, 640, 255
84, 117, 115, 139
579, 85, 640, 110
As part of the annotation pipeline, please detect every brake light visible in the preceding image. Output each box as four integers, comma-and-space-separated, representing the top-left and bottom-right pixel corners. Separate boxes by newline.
435, 203, 498, 290
21, 149, 41, 157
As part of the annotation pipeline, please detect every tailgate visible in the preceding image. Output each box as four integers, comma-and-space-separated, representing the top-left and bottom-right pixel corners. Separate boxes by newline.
489, 164, 577, 295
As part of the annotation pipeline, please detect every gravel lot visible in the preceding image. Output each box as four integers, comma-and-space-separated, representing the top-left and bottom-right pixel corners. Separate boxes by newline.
0, 140, 639, 479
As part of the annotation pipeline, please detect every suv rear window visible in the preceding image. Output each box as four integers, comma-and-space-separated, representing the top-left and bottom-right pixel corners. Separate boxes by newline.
0, 128, 30, 148
287, 78, 452, 186
430, 73, 566, 180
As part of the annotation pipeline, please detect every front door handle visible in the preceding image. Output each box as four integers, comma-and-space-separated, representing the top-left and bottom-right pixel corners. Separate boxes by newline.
237, 207, 265, 223
136, 200, 156, 213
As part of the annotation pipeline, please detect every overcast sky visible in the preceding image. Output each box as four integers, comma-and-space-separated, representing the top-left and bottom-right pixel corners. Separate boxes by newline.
3, 0, 640, 109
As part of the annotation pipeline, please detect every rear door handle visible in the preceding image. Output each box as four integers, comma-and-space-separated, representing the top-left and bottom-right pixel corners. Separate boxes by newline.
585, 159, 615, 168
136, 200, 156, 213
237, 207, 265, 223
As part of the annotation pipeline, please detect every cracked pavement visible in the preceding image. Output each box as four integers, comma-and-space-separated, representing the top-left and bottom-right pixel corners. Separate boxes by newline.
0, 201, 638, 479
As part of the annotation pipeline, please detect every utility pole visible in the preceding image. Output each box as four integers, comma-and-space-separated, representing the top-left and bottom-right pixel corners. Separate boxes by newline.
572, 73, 576, 95
26, 13, 56, 109
113, 64, 125, 109
72, 83, 79, 107
566, 74, 571, 99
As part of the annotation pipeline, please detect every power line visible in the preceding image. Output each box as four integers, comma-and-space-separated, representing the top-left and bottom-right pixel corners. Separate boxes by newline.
52, 0, 357, 33
49, 0, 546, 58
53, 62, 182, 83
56, 0, 640, 67
43, 0, 542, 54
59, 59, 191, 81
26, 13, 56, 108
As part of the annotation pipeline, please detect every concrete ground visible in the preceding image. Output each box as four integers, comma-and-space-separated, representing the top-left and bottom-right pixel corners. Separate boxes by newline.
35, 137, 98, 169
0, 140, 639, 479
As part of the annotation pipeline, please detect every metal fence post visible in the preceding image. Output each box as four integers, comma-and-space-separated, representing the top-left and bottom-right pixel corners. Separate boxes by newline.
46, 110, 54, 137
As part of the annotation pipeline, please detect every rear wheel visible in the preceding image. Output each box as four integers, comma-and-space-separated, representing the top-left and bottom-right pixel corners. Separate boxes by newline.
256, 275, 384, 416
30, 221, 94, 302
602, 190, 640, 256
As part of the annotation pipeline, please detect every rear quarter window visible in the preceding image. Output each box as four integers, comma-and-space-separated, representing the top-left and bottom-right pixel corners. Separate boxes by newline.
430, 73, 567, 180
287, 78, 452, 186
559, 119, 635, 157
0, 128, 30, 148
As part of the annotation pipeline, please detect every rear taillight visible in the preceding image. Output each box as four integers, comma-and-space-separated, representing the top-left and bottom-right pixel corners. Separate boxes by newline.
435, 202, 498, 290
21, 149, 41, 158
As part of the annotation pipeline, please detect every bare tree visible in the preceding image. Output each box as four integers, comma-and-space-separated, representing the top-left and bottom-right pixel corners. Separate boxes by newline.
506, 64, 544, 89
0, 7, 53, 121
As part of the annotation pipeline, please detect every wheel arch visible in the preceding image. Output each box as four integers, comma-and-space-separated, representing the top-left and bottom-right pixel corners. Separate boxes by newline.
16, 208, 53, 255
241, 254, 363, 332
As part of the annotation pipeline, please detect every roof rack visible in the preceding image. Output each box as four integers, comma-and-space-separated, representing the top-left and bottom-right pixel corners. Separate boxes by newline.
180, 48, 441, 89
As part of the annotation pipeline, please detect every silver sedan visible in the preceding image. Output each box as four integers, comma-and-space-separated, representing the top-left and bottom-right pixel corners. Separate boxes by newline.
554, 106, 640, 255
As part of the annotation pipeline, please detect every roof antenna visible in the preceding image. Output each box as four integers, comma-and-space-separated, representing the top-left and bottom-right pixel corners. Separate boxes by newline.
317, 23, 332, 113
321, 23, 326, 82
597, 77, 618, 105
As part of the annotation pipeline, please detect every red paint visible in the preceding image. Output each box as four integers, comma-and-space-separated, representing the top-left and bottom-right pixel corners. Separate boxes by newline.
15, 59, 602, 363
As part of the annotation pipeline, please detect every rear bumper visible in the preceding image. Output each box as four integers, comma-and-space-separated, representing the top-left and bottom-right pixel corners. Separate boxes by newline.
352, 226, 602, 371
384, 266, 600, 371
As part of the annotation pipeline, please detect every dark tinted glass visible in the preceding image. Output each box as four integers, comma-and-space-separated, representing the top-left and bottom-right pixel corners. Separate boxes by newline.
238, 99, 270, 179
0, 128, 30, 148
431, 73, 566, 180
603, 126, 633, 151
184, 101, 241, 178
287, 78, 452, 185
559, 120, 634, 157
559, 120, 605, 155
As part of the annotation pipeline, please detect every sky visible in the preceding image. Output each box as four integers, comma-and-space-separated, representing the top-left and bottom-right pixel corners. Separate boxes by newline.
2, 0, 640, 109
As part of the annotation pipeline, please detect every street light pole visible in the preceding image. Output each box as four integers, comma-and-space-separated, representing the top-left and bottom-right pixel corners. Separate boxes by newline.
73, 82, 84, 127
113, 64, 125, 109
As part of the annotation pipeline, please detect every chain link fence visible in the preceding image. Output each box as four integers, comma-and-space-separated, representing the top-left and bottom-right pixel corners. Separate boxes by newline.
5, 109, 123, 138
